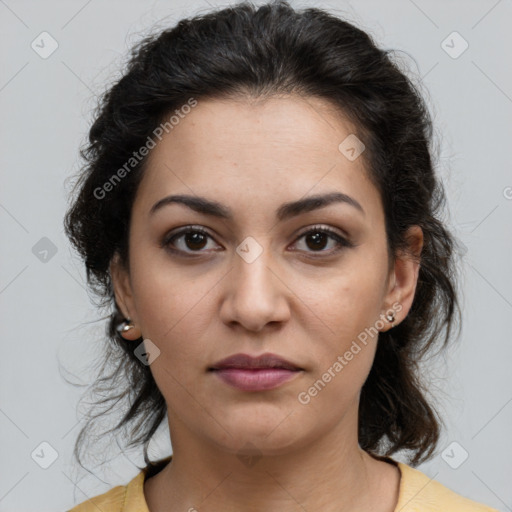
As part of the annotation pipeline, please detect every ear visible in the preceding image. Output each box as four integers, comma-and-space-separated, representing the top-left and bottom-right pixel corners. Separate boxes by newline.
110, 252, 141, 340
380, 225, 423, 331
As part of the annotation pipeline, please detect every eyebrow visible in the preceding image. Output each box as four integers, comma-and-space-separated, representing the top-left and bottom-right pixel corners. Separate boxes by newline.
149, 191, 365, 221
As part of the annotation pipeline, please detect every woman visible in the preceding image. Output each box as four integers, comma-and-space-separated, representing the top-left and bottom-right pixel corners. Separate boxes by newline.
64, 1, 498, 510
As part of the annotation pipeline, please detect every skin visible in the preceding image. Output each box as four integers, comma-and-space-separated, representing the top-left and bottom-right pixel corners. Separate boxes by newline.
110, 94, 423, 512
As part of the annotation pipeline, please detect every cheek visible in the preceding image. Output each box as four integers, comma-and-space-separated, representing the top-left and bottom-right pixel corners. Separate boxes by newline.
297, 277, 381, 414
299, 257, 386, 387
124, 244, 228, 418
296, 345, 376, 431
130, 247, 203, 331
308, 262, 385, 339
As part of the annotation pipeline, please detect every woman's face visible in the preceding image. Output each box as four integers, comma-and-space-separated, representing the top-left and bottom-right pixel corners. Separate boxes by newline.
111, 95, 422, 457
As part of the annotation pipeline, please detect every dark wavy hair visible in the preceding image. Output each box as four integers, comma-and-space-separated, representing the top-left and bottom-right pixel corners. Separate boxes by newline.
63, 0, 462, 471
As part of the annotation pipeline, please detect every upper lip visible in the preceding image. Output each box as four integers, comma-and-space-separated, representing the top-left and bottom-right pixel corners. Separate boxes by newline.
209, 352, 303, 371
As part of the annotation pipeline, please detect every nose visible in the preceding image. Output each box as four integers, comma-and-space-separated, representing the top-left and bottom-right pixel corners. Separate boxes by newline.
219, 243, 291, 332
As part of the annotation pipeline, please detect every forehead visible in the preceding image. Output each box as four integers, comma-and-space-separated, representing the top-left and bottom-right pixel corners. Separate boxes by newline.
134, 95, 381, 222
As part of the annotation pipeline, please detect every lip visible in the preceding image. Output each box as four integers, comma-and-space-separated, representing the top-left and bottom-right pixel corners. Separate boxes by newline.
209, 352, 303, 371
208, 352, 304, 392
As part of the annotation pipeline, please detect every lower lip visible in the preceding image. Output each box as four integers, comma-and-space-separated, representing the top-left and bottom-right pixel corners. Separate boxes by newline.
211, 368, 301, 391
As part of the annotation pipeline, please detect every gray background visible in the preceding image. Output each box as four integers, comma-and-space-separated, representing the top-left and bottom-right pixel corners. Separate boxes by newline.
1, 0, 511, 510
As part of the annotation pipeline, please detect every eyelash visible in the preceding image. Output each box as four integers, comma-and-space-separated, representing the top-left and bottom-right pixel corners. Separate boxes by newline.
161, 224, 354, 258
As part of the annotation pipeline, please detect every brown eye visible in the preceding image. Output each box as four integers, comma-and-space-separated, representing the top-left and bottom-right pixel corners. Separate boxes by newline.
162, 227, 218, 254
292, 226, 354, 256
304, 231, 330, 251
181, 231, 208, 250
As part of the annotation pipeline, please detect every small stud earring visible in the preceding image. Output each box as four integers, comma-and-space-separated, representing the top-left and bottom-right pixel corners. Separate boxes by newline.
116, 318, 135, 333
385, 311, 396, 328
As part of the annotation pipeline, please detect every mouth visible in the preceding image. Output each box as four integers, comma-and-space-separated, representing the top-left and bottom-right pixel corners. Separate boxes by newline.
208, 353, 304, 392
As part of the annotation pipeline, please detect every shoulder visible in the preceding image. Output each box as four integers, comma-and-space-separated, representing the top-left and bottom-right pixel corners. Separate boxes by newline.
396, 461, 500, 512
66, 484, 127, 512
66, 456, 172, 512
66, 471, 146, 512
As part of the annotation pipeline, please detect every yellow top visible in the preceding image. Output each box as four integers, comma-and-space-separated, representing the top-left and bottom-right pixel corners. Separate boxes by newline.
67, 455, 499, 512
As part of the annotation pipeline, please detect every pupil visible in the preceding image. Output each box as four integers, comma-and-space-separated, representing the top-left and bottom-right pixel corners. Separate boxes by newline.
307, 232, 327, 250
187, 232, 206, 250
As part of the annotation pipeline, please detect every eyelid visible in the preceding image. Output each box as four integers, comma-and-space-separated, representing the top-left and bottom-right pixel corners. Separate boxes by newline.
294, 223, 349, 241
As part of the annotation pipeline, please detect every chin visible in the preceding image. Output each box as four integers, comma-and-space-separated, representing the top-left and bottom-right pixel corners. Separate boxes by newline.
209, 409, 309, 456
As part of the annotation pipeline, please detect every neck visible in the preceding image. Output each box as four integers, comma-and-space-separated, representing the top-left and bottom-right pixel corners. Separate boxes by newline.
144, 406, 400, 512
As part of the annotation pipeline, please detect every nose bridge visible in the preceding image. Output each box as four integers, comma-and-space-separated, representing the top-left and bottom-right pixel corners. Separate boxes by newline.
221, 234, 289, 330
234, 235, 276, 298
